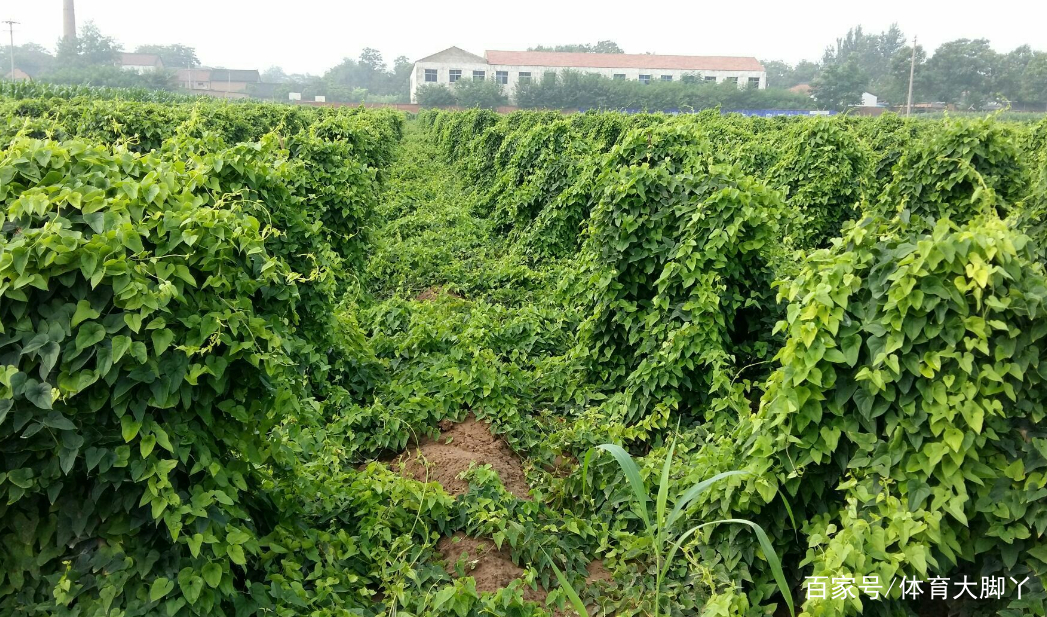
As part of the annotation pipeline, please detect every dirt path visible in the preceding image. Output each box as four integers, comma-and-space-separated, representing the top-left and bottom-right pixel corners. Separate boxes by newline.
394, 415, 531, 499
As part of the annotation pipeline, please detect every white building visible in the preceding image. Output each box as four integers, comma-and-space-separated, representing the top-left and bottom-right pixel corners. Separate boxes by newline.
409, 47, 767, 104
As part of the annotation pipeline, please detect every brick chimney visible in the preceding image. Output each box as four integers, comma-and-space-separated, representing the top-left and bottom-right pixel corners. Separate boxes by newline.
63, 0, 77, 43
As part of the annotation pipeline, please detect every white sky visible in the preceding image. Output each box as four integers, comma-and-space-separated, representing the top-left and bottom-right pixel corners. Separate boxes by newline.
6, 0, 1047, 75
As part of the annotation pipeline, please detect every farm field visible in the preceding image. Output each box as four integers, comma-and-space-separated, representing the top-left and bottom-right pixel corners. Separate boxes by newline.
0, 84, 1046, 617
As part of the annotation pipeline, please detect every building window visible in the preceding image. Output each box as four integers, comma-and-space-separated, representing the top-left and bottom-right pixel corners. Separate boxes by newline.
519, 71, 531, 83
496, 70, 508, 85
661, 75, 673, 82
748, 77, 761, 88
424, 69, 437, 83
473, 70, 486, 81
613, 73, 626, 80
639, 74, 651, 85
726, 76, 739, 85
704, 76, 717, 83
449, 69, 461, 83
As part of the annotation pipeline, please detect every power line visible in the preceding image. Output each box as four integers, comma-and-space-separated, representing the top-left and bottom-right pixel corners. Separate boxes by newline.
2, 20, 17, 79
906, 35, 917, 117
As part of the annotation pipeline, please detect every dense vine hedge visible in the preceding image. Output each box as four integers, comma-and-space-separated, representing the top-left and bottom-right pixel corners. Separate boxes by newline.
0, 98, 407, 615
4, 96, 1047, 617
419, 108, 1047, 617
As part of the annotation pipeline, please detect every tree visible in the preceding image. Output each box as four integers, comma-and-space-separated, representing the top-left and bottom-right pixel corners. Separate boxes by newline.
74, 22, 121, 66
416, 84, 457, 107
451, 79, 507, 108
0, 43, 55, 77
924, 38, 998, 108
359, 48, 385, 72
261, 66, 290, 83
1019, 52, 1047, 109
41, 65, 175, 90
995, 45, 1034, 104
762, 60, 793, 88
134, 44, 199, 68
819, 24, 906, 97
529, 41, 625, 54
811, 58, 865, 109
762, 59, 821, 89
880, 44, 928, 105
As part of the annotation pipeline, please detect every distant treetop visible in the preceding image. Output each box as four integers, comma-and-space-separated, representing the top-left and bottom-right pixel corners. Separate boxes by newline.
528, 41, 625, 54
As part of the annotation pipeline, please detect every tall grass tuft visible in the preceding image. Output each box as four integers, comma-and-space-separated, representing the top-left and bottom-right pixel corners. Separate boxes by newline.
558, 440, 795, 617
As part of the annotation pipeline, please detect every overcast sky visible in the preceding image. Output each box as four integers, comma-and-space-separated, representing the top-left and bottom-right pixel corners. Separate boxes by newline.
7, 0, 1047, 75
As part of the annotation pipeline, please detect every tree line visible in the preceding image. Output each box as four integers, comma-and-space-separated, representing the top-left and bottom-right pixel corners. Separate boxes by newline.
415, 72, 815, 111
766, 24, 1047, 110
0, 22, 412, 103
4, 25, 1046, 110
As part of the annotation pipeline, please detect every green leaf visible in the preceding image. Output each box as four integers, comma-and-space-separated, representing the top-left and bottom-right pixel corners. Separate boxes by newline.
431, 586, 456, 611
0, 399, 11, 426
656, 439, 677, 541
152, 329, 176, 356
149, 577, 174, 602
121, 414, 142, 442
187, 533, 204, 558
75, 322, 106, 352
201, 562, 222, 588
25, 381, 53, 409
38, 342, 60, 380
72, 300, 101, 327
180, 574, 203, 605
111, 335, 132, 364
140, 434, 157, 458
59, 446, 79, 475
41, 410, 76, 430
597, 444, 651, 530
666, 471, 750, 531
226, 544, 246, 566
550, 559, 589, 617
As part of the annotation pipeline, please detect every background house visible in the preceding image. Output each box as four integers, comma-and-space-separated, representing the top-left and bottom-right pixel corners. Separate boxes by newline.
410, 47, 768, 103
4, 68, 32, 81
176, 67, 261, 99
116, 52, 165, 73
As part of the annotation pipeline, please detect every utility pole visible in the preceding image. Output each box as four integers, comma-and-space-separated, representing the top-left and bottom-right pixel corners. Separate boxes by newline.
2, 21, 17, 79
906, 35, 917, 117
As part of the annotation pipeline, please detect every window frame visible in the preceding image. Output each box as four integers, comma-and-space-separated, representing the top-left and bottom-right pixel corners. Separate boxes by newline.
518, 71, 532, 83
473, 70, 486, 81
639, 74, 651, 85
424, 69, 438, 83
704, 75, 718, 83
613, 73, 626, 80
495, 70, 508, 85
660, 75, 673, 82
747, 77, 761, 89
448, 69, 462, 83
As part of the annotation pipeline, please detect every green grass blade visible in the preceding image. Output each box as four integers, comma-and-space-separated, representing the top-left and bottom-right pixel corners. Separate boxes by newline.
580, 447, 595, 498
655, 439, 677, 542
696, 519, 795, 617
550, 560, 590, 617
659, 522, 704, 584
597, 443, 651, 530
665, 470, 749, 530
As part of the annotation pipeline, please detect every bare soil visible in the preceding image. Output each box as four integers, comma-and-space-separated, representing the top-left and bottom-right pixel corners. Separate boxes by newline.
437, 533, 612, 612
437, 533, 548, 602
394, 415, 532, 499
415, 286, 462, 302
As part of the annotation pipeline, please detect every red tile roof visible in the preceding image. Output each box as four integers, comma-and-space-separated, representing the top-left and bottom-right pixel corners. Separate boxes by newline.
484, 50, 764, 72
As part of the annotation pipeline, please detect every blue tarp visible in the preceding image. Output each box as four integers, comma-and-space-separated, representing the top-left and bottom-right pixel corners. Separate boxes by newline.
577, 108, 836, 116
